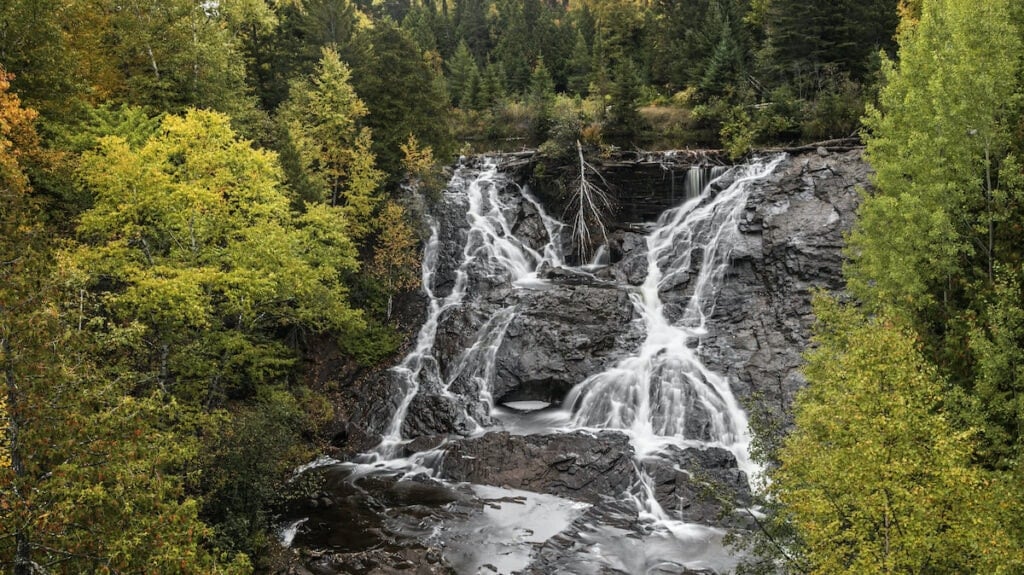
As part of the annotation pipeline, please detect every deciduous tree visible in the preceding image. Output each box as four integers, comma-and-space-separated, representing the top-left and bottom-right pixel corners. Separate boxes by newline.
65, 109, 364, 405
770, 296, 1024, 574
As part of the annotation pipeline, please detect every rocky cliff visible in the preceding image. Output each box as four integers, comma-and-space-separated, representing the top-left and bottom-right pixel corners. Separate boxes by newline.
293, 148, 870, 575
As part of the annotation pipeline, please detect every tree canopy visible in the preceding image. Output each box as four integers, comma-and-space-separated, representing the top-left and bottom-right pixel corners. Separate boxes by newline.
10, 0, 1024, 570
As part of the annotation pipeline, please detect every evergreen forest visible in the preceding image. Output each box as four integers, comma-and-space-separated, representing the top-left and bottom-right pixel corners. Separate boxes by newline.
2, 0, 1024, 572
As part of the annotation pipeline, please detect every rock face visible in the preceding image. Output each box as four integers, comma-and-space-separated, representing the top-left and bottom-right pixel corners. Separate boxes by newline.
700, 150, 866, 421
308, 149, 869, 574
441, 434, 750, 526
439, 431, 636, 503
484, 283, 638, 404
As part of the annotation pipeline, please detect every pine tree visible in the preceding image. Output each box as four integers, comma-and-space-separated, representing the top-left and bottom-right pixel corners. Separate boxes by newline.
566, 29, 593, 96
479, 61, 508, 109
605, 57, 646, 136
758, 0, 897, 83
528, 57, 557, 139
349, 20, 453, 175
277, 45, 383, 228
447, 39, 480, 107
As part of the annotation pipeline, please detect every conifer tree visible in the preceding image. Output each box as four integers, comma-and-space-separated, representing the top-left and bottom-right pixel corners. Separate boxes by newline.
349, 20, 453, 174
447, 40, 480, 107
277, 45, 384, 230
566, 29, 593, 96
526, 57, 557, 139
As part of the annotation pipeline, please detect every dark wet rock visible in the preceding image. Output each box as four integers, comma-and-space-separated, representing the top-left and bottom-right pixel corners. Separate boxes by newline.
299, 548, 455, 575
536, 265, 615, 286
402, 435, 448, 456
488, 285, 638, 404
400, 393, 479, 438
291, 149, 868, 574
605, 230, 651, 285
524, 500, 640, 575
698, 150, 866, 424
431, 283, 640, 426
438, 431, 636, 503
641, 445, 752, 526
281, 467, 467, 574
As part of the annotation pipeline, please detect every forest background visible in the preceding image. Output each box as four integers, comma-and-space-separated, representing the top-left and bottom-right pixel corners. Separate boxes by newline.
3, 0, 1024, 573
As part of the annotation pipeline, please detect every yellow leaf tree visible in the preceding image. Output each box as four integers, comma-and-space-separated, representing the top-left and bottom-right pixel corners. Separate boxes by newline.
767, 296, 1024, 574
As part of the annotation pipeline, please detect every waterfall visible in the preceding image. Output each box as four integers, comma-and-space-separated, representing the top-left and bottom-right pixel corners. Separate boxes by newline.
683, 165, 730, 201
567, 157, 783, 483
382, 154, 782, 473
297, 153, 789, 573
377, 158, 564, 456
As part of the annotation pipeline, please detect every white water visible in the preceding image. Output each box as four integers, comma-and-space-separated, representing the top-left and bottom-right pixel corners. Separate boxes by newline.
440, 485, 590, 574
567, 158, 783, 487
684, 165, 730, 201
276, 518, 308, 547
377, 159, 564, 457
312, 154, 785, 573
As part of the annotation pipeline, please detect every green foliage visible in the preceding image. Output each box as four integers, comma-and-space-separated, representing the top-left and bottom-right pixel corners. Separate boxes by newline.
968, 267, 1024, 466
528, 58, 557, 139
339, 320, 404, 367
370, 201, 422, 320
349, 20, 454, 175
277, 45, 383, 224
66, 109, 364, 405
55, 103, 164, 154
402, 4, 442, 53
604, 57, 647, 137
1, 78, 250, 574
400, 134, 445, 198
768, 295, 1024, 574
757, 0, 897, 83
448, 40, 480, 108
852, 0, 1021, 318
538, 95, 602, 159
566, 30, 593, 96
198, 387, 313, 557
0, 0, 87, 116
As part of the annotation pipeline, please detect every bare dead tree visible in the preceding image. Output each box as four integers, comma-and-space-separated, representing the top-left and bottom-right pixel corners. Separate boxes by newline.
567, 141, 616, 263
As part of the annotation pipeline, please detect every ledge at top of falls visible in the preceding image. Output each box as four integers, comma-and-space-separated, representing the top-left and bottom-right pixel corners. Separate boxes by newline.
469, 143, 862, 223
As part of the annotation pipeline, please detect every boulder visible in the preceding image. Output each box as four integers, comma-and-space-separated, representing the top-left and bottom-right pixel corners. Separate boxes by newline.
439, 431, 636, 503
640, 445, 752, 525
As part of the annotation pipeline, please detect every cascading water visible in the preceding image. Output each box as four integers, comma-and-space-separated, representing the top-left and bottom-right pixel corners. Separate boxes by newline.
683, 165, 730, 201
286, 153, 789, 574
376, 159, 565, 457
567, 157, 784, 482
